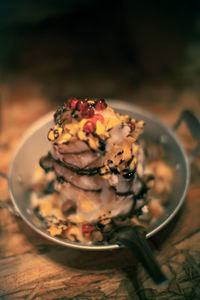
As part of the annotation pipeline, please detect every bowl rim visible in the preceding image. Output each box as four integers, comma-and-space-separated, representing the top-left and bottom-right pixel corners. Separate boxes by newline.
7, 100, 190, 250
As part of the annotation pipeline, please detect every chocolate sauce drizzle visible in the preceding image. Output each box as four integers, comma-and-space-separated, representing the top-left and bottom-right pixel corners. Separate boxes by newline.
39, 151, 142, 198
40, 150, 137, 181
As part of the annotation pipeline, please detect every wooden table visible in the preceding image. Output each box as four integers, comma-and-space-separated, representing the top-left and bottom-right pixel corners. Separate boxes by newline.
0, 81, 200, 299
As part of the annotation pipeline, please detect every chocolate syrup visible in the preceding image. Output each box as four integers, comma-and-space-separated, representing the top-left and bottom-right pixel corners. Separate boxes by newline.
39, 152, 54, 173
123, 169, 136, 180
98, 138, 106, 153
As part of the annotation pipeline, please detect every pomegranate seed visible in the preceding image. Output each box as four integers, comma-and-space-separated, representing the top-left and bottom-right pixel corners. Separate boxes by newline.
84, 232, 91, 238
82, 223, 94, 238
82, 106, 95, 118
83, 120, 96, 133
67, 97, 79, 109
128, 121, 135, 132
94, 99, 107, 110
77, 99, 88, 112
92, 113, 104, 124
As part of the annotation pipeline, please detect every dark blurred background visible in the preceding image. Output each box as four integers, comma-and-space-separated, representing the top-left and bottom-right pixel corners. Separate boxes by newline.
0, 0, 200, 102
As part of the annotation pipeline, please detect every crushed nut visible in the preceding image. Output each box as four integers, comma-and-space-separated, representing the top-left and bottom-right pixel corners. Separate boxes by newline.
99, 210, 112, 225
65, 225, 82, 242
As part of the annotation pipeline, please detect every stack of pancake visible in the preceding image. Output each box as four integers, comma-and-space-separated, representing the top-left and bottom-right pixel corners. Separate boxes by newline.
40, 98, 145, 224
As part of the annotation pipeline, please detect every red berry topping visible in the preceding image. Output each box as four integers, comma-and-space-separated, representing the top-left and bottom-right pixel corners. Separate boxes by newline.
82, 223, 94, 238
82, 106, 95, 119
77, 99, 89, 112
94, 99, 107, 111
67, 97, 79, 109
128, 121, 135, 132
83, 120, 96, 133
92, 113, 104, 124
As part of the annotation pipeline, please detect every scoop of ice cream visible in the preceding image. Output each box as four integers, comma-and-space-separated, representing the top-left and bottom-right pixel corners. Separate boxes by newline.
40, 98, 145, 223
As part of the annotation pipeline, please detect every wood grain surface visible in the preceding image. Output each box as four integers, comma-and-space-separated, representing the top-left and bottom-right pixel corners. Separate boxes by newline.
0, 82, 200, 300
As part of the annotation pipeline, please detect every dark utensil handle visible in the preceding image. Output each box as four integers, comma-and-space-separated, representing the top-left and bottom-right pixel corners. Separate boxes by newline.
173, 109, 200, 163
116, 226, 167, 285
0, 172, 19, 216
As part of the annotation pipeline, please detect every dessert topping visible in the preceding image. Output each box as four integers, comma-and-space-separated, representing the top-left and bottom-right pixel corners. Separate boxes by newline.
99, 210, 112, 225
128, 121, 135, 132
94, 99, 107, 110
82, 106, 95, 119
48, 127, 63, 141
47, 223, 68, 237
83, 120, 96, 133
82, 223, 94, 238
67, 97, 79, 109
48, 128, 55, 141
65, 225, 82, 242
92, 113, 104, 124
95, 120, 107, 136
88, 136, 100, 150
77, 99, 89, 112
